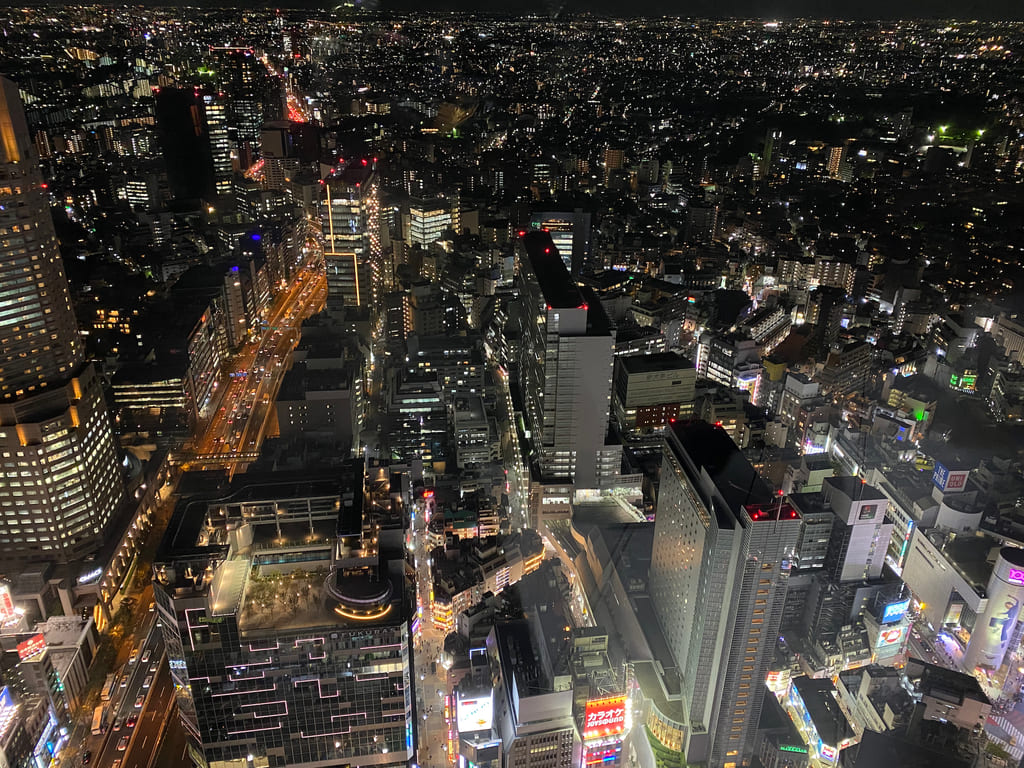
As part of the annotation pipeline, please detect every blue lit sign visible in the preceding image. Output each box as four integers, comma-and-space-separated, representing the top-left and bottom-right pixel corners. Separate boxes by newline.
882, 599, 911, 624
932, 462, 949, 490
251, 233, 261, 241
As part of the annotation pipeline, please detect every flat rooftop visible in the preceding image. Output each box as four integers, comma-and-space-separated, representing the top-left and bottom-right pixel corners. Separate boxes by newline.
618, 351, 694, 374
905, 658, 990, 706
825, 476, 889, 502
522, 230, 585, 309
669, 420, 773, 526
793, 676, 855, 748
633, 661, 684, 725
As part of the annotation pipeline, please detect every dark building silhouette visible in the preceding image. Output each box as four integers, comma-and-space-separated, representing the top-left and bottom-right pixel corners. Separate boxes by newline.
155, 87, 216, 202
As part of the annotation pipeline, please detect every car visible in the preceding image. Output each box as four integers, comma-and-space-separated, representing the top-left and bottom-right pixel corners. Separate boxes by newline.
126, 715, 137, 728
149, 663, 158, 673
117, 737, 129, 752
82, 752, 92, 765
134, 694, 145, 709
148, 601, 155, 613
120, 674, 129, 688
112, 760, 122, 768
141, 650, 151, 664
143, 675, 153, 689
113, 717, 124, 731
129, 648, 139, 664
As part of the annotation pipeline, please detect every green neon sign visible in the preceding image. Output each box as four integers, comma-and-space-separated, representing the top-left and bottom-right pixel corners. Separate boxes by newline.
780, 745, 808, 753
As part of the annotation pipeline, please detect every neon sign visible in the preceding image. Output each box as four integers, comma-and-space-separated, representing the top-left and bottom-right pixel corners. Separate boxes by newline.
1008, 569, 1024, 586
583, 695, 627, 741
0, 586, 15, 622
780, 745, 807, 753
16, 633, 46, 661
877, 626, 905, 648
882, 599, 911, 623
456, 694, 493, 734
0, 687, 17, 741
77, 567, 103, 586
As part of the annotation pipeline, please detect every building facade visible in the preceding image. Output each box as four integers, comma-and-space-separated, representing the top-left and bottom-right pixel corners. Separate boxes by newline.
514, 231, 615, 489
154, 466, 414, 768
650, 421, 801, 768
0, 78, 125, 565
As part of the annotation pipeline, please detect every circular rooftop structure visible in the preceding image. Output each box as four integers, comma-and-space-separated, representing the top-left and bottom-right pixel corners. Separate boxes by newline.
327, 570, 393, 621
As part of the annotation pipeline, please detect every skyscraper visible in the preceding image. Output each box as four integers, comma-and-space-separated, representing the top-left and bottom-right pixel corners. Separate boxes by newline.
203, 92, 233, 197
650, 421, 801, 768
0, 77, 125, 564
514, 231, 615, 496
155, 87, 216, 202
0, 81, 81, 398
528, 209, 592, 276
321, 160, 381, 312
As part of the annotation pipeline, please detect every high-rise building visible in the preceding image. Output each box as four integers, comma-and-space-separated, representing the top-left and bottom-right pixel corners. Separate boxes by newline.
202, 93, 233, 196
154, 87, 216, 201
528, 209, 592, 276
695, 332, 762, 401
209, 47, 281, 146
514, 231, 615, 490
154, 464, 414, 768
407, 196, 451, 248
612, 352, 696, 435
321, 160, 381, 312
650, 421, 801, 768
0, 78, 125, 564
603, 147, 624, 186
0, 81, 82, 398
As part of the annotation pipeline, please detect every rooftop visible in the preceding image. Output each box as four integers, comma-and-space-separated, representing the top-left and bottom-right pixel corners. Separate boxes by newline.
618, 351, 694, 374
668, 420, 773, 526
792, 676, 856, 748
824, 476, 889, 503
521, 230, 585, 309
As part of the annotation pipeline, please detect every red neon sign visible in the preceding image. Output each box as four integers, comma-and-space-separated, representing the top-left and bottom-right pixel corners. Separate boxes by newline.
0, 587, 14, 622
16, 633, 46, 661
582, 695, 627, 741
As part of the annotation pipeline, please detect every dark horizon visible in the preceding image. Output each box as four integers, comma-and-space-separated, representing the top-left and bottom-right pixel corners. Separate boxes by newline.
2, 0, 1023, 20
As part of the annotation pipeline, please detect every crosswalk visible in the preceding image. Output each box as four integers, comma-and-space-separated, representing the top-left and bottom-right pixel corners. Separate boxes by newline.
987, 715, 1024, 761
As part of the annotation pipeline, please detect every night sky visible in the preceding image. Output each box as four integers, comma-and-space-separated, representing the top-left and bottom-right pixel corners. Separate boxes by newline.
377, 0, 1023, 19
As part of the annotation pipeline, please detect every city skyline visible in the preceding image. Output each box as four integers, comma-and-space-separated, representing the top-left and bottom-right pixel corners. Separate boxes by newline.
1, 8, 1024, 768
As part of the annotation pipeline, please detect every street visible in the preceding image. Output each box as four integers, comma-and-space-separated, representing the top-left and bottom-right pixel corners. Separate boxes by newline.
62, 614, 168, 768
494, 365, 528, 530
185, 262, 326, 471
411, 494, 456, 768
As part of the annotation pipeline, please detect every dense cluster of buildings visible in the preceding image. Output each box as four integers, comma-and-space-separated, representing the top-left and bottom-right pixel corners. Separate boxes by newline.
2, 9, 1024, 768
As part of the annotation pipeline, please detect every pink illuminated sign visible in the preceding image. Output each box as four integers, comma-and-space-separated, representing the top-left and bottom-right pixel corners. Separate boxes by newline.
1007, 568, 1024, 586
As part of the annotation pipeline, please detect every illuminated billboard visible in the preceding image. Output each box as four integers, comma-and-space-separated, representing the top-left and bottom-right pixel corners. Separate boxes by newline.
932, 462, 969, 493
876, 626, 905, 648
16, 633, 46, 661
583, 695, 627, 741
881, 599, 911, 624
0, 687, 17, 741
0, 585, 15, 622
964, 549, 1024, 671
456, 693, 493, 734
